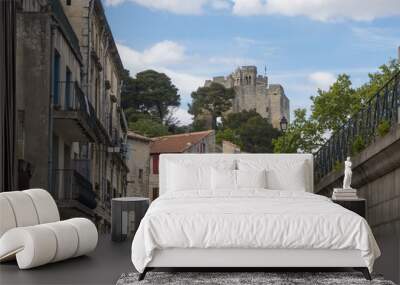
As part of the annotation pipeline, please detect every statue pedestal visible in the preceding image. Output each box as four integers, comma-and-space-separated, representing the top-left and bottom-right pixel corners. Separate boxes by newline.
332, 188, 358, 200
333, 188, 356, 192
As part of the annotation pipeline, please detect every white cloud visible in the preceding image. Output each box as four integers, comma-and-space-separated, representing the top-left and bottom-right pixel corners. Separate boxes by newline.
105, 0, 231, 14
210, 0, 232, 10
169, 107, 194, 125
116, 41, 185, 74
308, 72, 336, 90
352, 27, 400, 50
117, 41, 206, 105
232, 0, 400, 21
160, 68, 206, 101
104, 0, 126, 6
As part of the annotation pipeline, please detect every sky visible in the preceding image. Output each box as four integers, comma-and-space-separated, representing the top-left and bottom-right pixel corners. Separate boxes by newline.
103, 0, 400, 125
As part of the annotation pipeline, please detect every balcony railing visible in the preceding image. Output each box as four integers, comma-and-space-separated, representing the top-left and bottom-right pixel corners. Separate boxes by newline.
314, 71, 400, 182
54, 81, 104, 142
72, 159, 91, 179
53, 169, 97, 210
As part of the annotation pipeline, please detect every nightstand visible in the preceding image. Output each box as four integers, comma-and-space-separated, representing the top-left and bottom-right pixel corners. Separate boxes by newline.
332, 198, 367, 218
111, 197, 149, 242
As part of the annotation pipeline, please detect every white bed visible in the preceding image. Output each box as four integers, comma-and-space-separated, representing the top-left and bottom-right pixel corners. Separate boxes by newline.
131, 154, 380, 280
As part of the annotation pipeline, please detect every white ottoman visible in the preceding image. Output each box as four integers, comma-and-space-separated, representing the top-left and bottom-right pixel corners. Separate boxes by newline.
0, 189, 98, 269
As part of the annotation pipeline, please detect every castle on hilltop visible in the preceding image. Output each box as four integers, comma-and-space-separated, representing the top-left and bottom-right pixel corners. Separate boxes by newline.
203, 66, 290, 129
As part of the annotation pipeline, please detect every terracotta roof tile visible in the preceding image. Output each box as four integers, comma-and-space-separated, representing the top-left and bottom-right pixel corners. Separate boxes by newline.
150, 130, 214, 154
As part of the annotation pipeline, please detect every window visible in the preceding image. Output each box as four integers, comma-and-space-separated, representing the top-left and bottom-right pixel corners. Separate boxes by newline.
65, 67, 72, 109
152, 155, 159, 174
66, 0, 71, 5
53, 50, 60, 105
200, 143, 206, 153
152, 188, 159, 200
138, 169, 143, 181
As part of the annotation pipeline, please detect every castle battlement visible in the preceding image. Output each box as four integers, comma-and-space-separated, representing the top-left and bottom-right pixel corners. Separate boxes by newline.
202, 66, 290, 129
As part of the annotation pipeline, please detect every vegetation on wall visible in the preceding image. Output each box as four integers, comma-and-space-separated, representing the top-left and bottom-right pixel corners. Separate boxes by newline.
377, 120, 390, 137
351, 135, 366, 155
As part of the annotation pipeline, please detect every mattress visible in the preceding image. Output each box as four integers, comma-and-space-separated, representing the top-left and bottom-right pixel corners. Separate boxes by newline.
131, 190, 380, 273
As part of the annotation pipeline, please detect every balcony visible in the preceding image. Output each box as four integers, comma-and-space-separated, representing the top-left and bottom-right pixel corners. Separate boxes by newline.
53, 168, 97, 212
53, 81, 103, 143
72, 158, 91, 179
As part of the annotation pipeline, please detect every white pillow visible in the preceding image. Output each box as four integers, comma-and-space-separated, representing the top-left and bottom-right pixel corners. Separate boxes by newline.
166, 159, 236, 193
238, 159, 307, 191
168, 162, 211, 191
211, 168, 236, 191
266, 161, 306, 191
236, 169, 267, 189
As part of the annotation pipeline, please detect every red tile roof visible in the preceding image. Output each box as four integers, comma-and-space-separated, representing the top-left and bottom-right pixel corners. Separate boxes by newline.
150, 130, 214, 154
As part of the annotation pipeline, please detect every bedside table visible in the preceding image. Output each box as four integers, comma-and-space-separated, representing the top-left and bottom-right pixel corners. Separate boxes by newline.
111, 197, 149, 242
332, 198, 367, 218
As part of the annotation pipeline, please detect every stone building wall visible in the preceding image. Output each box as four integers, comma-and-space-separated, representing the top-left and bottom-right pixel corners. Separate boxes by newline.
203, 66, 290, 129
126, 134, 152, 199
16, 12, 51, 190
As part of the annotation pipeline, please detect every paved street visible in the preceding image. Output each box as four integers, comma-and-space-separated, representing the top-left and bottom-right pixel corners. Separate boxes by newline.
0, 235, 132, 285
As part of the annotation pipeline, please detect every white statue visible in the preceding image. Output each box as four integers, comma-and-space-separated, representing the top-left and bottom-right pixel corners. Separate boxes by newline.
343, 157, 353, 189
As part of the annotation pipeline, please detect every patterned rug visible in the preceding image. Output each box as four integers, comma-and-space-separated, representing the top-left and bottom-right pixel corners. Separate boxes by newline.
116, 271, 396, 285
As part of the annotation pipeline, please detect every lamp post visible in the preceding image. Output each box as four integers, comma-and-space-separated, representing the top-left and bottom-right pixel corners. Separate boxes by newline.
280, 116, 288, 132
279, 116, 288, 153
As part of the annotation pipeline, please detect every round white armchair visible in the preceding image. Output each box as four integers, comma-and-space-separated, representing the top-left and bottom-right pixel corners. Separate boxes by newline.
0, 189, 98, 269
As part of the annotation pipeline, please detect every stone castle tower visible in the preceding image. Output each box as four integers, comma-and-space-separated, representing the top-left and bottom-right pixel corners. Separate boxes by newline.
203, 66, 290, 129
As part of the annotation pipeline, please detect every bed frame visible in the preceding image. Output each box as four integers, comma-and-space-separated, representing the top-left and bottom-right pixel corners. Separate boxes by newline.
138, 154, 372, 281
139, 248, 371, 280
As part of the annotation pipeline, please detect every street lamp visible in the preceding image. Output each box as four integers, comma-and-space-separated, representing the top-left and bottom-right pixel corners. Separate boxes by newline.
280, 116, 288, 132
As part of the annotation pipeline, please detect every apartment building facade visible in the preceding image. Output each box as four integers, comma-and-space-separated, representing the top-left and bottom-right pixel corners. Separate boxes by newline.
15, 0, 128, 233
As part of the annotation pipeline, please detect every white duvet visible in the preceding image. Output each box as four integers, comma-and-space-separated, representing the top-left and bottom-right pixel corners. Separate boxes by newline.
131, 190, 380, 273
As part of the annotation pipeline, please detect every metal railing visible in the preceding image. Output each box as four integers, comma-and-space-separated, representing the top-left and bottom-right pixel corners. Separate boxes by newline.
314, 71, 400, 182
54, 81, 104, 141
72, 159, 91, 179
53, 169, 97, 209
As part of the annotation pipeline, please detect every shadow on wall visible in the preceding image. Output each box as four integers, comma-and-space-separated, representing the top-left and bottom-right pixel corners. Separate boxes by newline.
374, 234, 400, 284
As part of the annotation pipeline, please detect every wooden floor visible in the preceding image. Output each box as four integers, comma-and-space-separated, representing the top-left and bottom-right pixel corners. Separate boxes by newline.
0, 235, 133, 285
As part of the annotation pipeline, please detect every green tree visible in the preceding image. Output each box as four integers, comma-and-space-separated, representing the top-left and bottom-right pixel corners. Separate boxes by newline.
310, 74, 359, 132
128, 119, 169, 138
216, 110, 280, 153
216, 128, 238, 145
222, 109, 260, 130
190, 119, 208, 132
122, 69, 180, 122
273, 60, 400, 154
356, 59, 400, 101
273, 109, 323, 153
188, 82, 235, 129
238, 116, 280, 153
